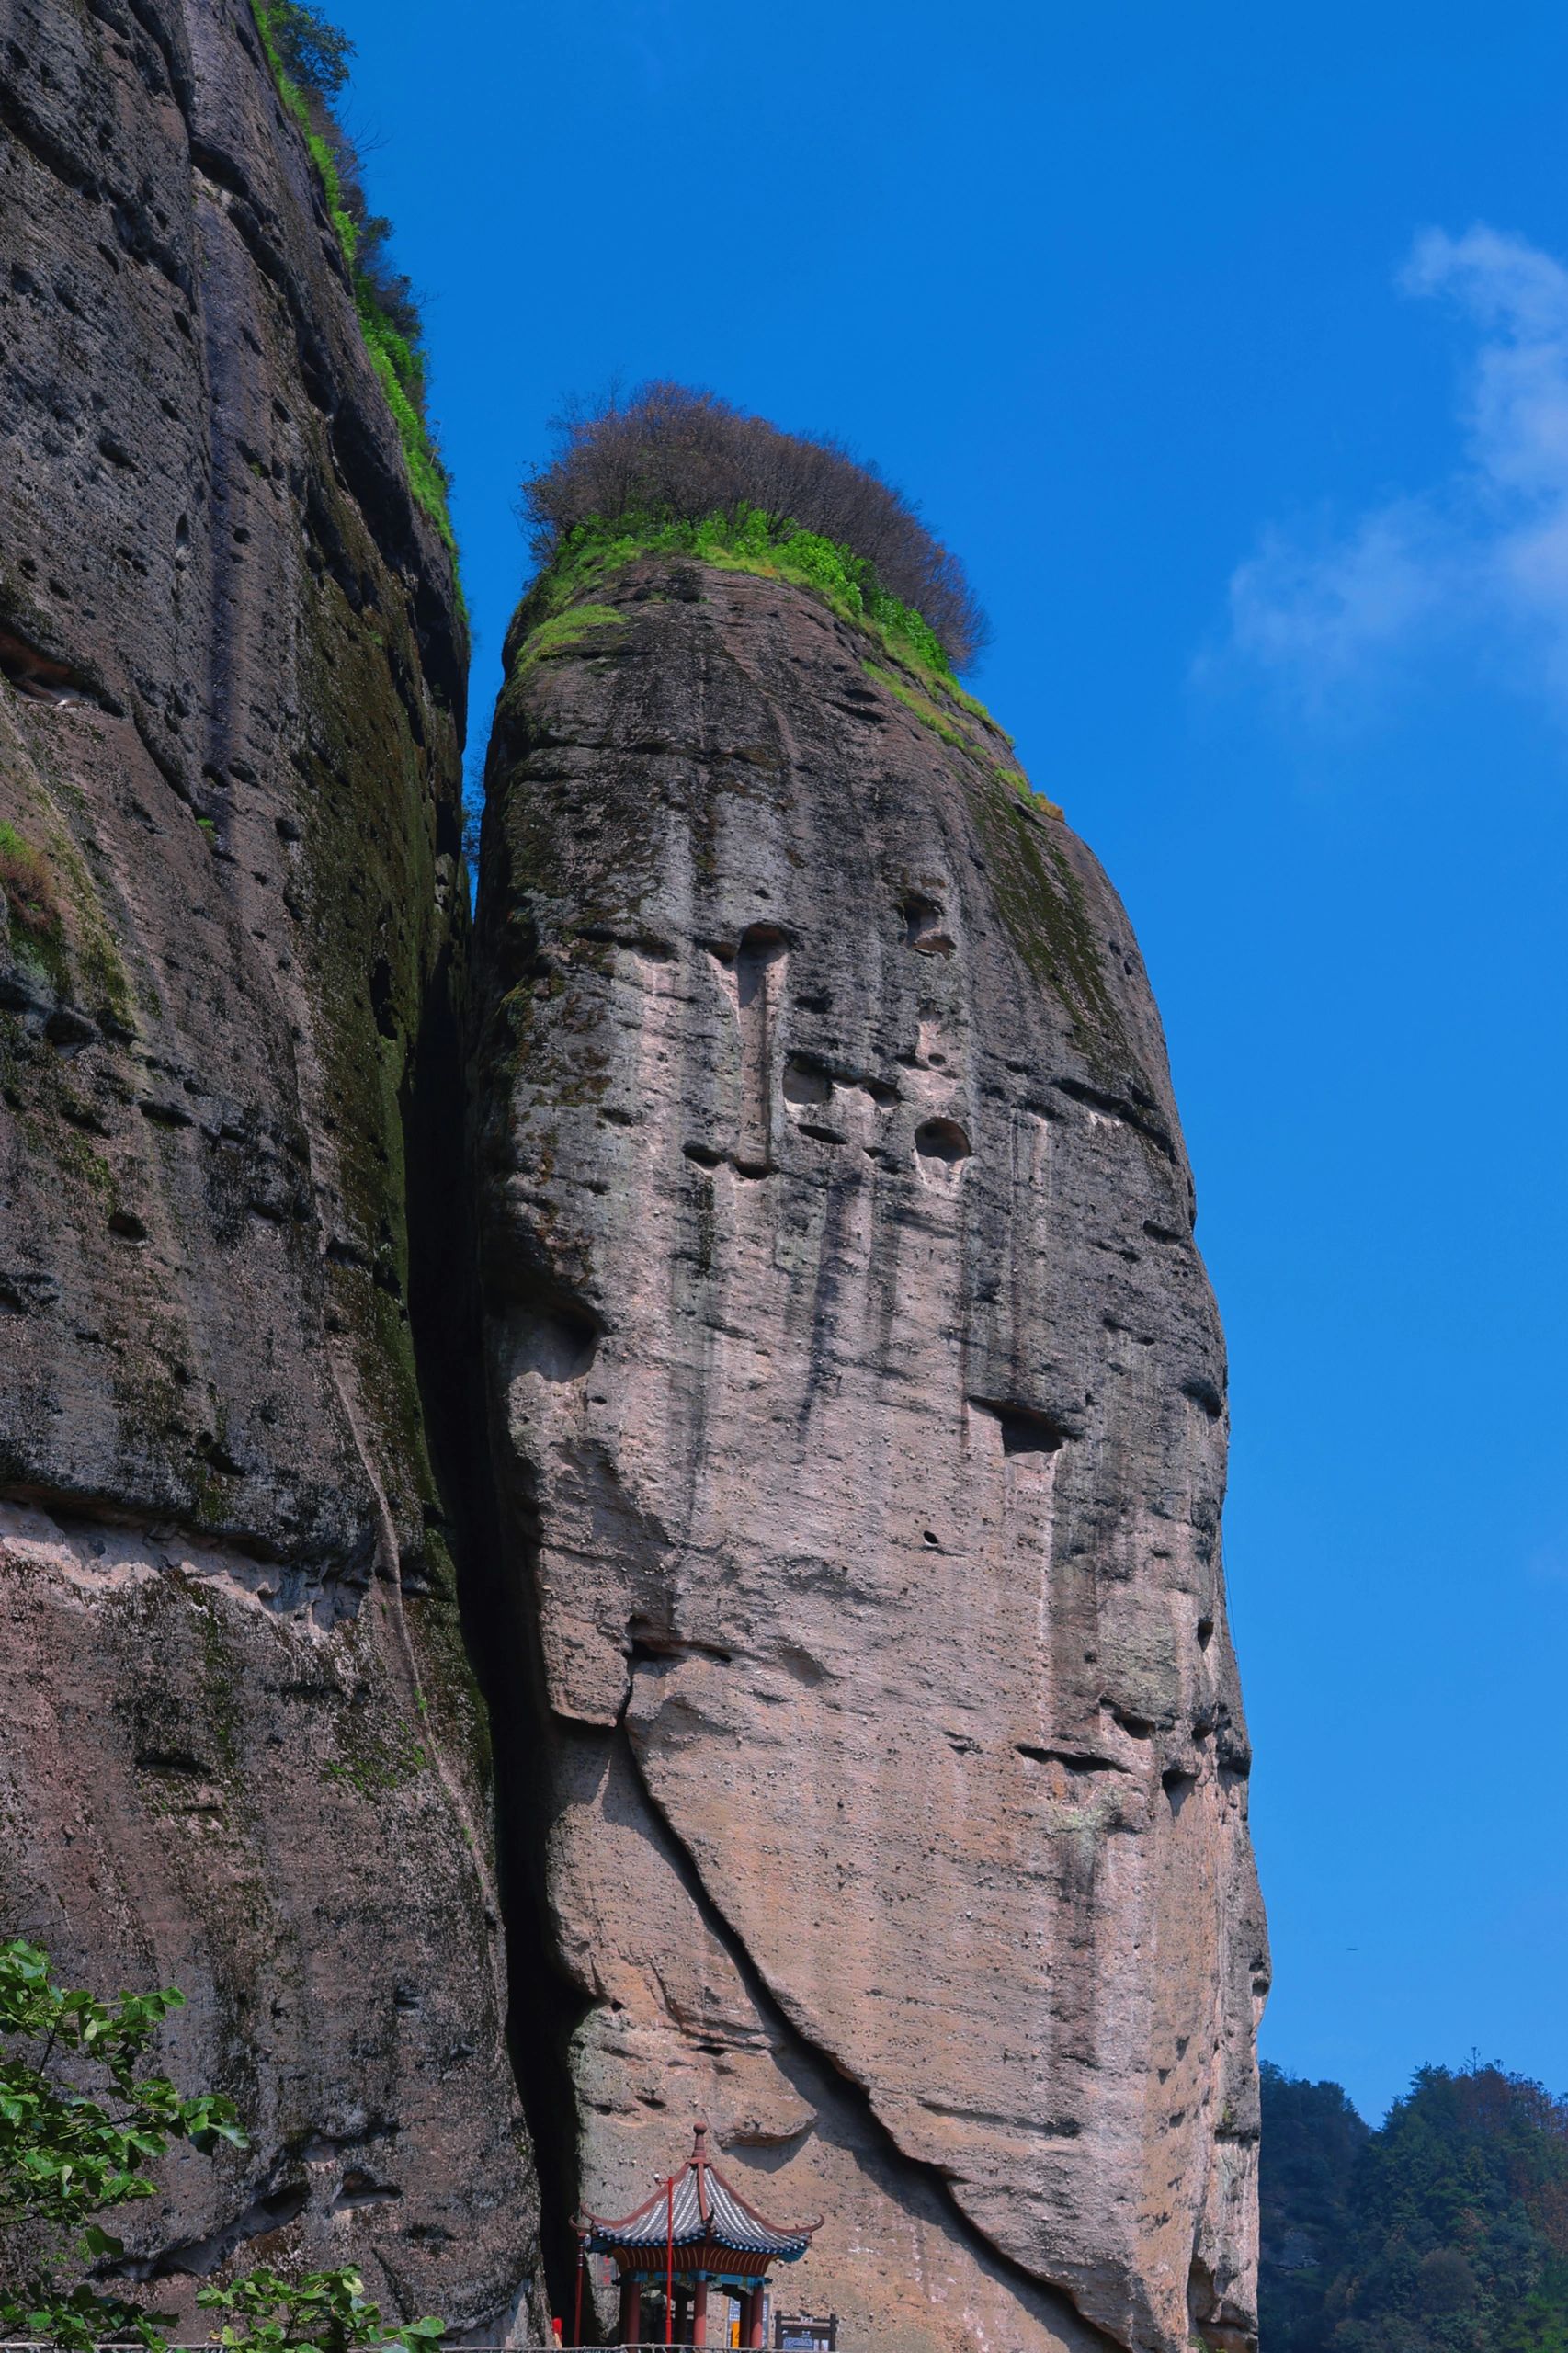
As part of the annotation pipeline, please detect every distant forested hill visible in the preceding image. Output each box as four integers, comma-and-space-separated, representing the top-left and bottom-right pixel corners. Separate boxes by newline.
1260, 2061, 1568, 2353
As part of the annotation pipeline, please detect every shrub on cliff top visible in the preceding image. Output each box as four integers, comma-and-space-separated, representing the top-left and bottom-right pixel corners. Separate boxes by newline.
522, 383, 989, 670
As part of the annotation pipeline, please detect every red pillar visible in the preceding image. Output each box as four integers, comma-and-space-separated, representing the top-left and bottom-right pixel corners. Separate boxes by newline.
743, 2287, 765, 2350
692, 2280, 709, 2348
620, 2277, 642, 2346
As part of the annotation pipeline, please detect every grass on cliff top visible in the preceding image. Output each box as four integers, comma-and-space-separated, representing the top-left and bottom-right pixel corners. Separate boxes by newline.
527, 506, 983, 690
517, 509, 1065, 806
249, 2, 458, 569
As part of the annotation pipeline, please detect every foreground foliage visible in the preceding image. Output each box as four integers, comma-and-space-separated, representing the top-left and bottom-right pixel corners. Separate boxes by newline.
1261, 2058, 1568, 2353
200, 2267, 445, 2353
0, 1940, 444, 2350
0, 1939, 244, 2347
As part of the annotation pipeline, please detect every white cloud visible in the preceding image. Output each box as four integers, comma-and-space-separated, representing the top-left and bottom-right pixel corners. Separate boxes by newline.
1217, 225, 1568, 711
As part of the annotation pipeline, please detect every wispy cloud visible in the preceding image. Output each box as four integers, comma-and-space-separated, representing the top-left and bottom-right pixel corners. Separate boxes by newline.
1215, 226, 1568, 712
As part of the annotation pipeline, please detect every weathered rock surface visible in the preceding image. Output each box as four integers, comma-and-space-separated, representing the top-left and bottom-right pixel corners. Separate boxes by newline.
0, 0, 537, 2324
472, 561, 1268, 2353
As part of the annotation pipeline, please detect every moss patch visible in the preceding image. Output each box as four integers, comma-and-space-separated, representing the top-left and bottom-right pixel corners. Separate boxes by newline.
524, 507, 959, 684
971, 774, 1142, 1088
0, 819, 69, 996
512, 605, 628, 671
323, 1708, 429, 1798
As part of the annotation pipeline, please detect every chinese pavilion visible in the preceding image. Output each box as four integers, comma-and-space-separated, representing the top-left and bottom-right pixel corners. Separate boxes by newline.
579, 2124, 822, 2347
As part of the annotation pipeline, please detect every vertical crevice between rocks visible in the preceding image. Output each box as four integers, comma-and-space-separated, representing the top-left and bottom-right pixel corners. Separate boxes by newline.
407, 1051, 593, 2324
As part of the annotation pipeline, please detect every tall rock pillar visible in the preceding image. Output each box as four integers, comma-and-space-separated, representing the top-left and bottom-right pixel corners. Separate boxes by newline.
472, 556, 1268, 2353
0, 0, 536, 2325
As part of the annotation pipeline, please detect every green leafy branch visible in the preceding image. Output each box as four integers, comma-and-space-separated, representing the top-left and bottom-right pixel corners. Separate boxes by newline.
0, 1941, 447, 2352
0, 1938, 244, 2348
199, 2265, 445, 2353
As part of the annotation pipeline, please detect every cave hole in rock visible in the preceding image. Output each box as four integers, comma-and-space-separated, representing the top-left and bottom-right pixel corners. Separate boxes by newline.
782, 1052, 834, 1108
734, 922, 788, 1006
516, 1303, 601, 1384
903, 894, 956, 955
334, 2168, 403, 2211
1017, 1743, 1123, 1774
137, 2181, 310, 2279
1196, 1616, 1215, 1649
369, 954, 397, 1040
970, 1396, 1075, 1454
628, 1619, 734, 1667
1181, 1376, 1224, 1421
915, 1115, 971, 1171
1162, 1766, 1199, 1818
0, 627, 90, 705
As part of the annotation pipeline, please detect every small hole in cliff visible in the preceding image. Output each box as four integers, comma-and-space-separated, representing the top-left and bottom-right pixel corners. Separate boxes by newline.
334, 2169, 402, 2211
108, 1210, 147, 1242
1182, 1377, 1224, 1421
517, 1307, 600, 1383
1197, 1617, 1215, 1649
903, 896, 955, 955
783, 1054, 833, 1108
915, 1117, 971, 1167
369, 955, 397, 1040
1163, 1767, 1198, 1818
971, 1397, 1075, 1454
735, 923, 788, 1008
922, 1530, 941, 1548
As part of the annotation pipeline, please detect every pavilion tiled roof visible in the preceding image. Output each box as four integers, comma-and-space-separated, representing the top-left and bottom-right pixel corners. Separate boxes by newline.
582, 2126, 821, 2263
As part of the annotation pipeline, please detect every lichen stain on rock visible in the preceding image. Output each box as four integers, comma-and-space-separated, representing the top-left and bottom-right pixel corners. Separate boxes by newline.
472, 557, 1267, 2353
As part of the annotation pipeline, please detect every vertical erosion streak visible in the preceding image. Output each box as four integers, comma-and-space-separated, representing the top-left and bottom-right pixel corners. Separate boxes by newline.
732, 924, 787, 1174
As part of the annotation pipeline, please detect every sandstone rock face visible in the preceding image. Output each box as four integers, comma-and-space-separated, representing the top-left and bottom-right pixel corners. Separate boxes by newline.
0, 0, 537, 2324
473, 561, 1268, 2353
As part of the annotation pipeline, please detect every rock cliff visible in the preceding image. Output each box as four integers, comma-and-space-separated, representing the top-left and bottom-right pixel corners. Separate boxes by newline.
0, 0, 537, 2325
472, 558, 1268, 2353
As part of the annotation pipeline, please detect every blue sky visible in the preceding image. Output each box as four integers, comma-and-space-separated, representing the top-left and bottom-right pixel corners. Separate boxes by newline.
325, 0, 1568, 2124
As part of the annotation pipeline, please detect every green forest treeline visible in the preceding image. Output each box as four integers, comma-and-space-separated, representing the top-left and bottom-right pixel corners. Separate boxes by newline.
1261, 2062, 1568, 2353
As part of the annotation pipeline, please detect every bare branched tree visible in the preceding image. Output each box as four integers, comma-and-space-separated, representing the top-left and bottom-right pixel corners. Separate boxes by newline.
521, 383, 989, 668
